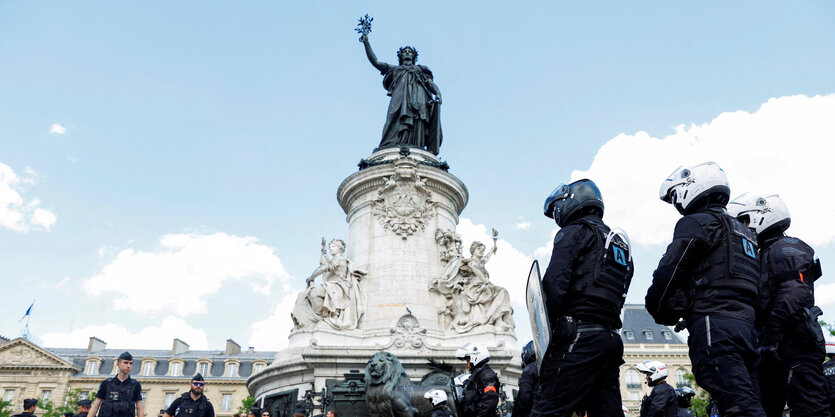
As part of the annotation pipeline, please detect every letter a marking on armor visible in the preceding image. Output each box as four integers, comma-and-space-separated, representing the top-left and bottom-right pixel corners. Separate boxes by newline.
613, 246, 627, 266
742, 238, 756, 259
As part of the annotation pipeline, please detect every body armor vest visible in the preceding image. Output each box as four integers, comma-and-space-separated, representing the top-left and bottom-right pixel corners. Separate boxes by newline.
824, 360, 835, 401
568, 219, 634, 324
687, 212, 760, 322
174, 393, 208, 417
99, 378, 138, 417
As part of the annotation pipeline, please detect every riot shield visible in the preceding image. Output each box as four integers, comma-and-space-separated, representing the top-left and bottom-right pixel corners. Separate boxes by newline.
525, 260, 551, 372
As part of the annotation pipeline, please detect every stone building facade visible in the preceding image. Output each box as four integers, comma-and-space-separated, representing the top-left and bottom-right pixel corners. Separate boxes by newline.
618, 304, 692, 415
0, 337, 275, 417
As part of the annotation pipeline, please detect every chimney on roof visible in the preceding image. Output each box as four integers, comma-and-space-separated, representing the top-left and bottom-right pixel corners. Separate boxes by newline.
225, 339, 241, 355
247, 346, 254, 353
172, 339, 190, 355
88, 337, 106, 353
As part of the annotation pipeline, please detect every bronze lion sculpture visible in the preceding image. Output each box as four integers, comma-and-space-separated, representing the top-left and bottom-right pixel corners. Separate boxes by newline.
365, 351, 457, 417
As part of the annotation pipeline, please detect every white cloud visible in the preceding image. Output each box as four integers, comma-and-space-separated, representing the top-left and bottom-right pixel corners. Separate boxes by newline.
49, 123, 66, 135
82, 232, 291, 317
40, 317, 209, 350
0, 163, 56, 232
248, 291, 301, 350
514, 221, 531, 230
571, 94, 835, 246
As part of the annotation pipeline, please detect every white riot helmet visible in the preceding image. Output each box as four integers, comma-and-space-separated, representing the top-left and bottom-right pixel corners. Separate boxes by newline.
727, 193, 791, 235
659, 162, 730, 215
424, 389, 448, 406
456, 343, 490, 367
826, 343, 835, 356
636, 360, 668, 386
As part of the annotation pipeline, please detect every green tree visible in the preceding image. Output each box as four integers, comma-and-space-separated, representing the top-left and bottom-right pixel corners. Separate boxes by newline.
683, 373, 709, 417
237, 396, 255, 416
0, 399, 13, 417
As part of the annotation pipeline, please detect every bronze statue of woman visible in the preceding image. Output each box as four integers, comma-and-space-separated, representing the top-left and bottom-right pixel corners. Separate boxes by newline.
360, 33, 443, 155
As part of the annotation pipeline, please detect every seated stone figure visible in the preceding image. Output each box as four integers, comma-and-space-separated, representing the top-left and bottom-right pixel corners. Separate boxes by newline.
291, 238, 366, 331
430, 230, 514, 333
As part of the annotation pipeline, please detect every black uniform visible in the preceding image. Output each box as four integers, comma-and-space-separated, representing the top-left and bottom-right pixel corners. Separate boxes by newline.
74, 413, 88, 417
460, 362, 500, 417
677, 408, 694, 417
756, 233, 828, 417
533, 214, 633, 417
431, 405, 454, 417
823, 359, 835, 417
511, 360, 540, 417
164, 393, 214, 417
646, 207, 765, 417
95, 376, 142, 417
12, 413, 37, 417
639, 381, 676, 417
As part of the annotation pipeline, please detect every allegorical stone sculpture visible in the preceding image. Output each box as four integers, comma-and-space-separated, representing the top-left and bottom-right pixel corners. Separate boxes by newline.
291, 238, 366, 331
357, 15, 443, 155
430, 229, 515, 333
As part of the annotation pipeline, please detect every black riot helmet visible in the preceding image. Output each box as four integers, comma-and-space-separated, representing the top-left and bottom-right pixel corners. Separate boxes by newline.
544, 179, 604, 227
676, 387, 696, 408
521, 341, 535, 365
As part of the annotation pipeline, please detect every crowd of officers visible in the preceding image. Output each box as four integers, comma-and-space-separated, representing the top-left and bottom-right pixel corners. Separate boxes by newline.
8, 160, 834, 417
503, 161, 831, 417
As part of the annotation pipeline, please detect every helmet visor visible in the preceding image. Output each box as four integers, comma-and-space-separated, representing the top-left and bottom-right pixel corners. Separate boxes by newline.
544, 183, 571, 217
659, 166, 689, 203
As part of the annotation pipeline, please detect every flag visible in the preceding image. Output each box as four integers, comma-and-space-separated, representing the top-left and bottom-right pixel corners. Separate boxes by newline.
18, 302, 33, 322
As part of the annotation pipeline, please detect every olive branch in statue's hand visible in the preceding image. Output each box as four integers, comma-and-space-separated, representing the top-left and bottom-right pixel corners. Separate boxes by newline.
355, 14, 373, 42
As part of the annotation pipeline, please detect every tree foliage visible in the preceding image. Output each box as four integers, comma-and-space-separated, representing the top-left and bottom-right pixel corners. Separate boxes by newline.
39, 389, 95, 417
237, 396, 255, 415
683, 373, 710, 417
0, 400, 13, 417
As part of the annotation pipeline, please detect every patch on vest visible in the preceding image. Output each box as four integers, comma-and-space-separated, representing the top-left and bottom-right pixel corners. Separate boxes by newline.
742, 237, 757, 259
612, 246, 627, 266
107, 392, 120, 402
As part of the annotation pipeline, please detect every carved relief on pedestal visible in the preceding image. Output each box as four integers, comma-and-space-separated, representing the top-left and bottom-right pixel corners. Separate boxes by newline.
371, 158, 437, 239
378, 313, 438, 350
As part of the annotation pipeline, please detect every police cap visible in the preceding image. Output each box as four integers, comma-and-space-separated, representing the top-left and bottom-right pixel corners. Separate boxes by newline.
192, 373, 204, 382
118, 351, 133, 361
250, 407, 261, 416
23, 399, 38, 410
78, 399, 93, 407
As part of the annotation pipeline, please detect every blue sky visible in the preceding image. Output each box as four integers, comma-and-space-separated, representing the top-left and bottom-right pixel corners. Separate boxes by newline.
1, 1, 834, 350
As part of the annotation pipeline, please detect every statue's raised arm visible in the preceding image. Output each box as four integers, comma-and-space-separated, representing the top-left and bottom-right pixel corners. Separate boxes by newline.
360, 33, 387, 73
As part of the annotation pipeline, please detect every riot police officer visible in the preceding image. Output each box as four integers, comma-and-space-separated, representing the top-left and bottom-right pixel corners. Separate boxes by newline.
823, 343, 835, 417
162, 374, 214, 417
424, 389, 454, 417
75, 400, 92, 417
635, 361, 676, 417
511, 341, 539, 417
12, 399, 38, 417
456, 343, 499, 417
645, 162, 765, 417
533, 178, 634, 417
87, 352, 143, 417
674, 387, 695, 417
728, 193, 829, 417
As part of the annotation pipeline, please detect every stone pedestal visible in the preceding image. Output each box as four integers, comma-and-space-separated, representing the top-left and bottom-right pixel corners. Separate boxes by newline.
250, 148, 520, 411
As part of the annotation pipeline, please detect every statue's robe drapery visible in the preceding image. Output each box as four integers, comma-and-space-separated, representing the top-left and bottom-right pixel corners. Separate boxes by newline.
377, 63, 442, 155
291, 257, 366, 331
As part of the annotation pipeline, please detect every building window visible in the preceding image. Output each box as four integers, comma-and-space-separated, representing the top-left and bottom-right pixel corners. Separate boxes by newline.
226, 363, 238, 377
79, 392, 88, 401
86, 361, 99, 375
42, 390, 52, 402
623, 330, 634, 341
254, 363, 264, 373
171, 362, 182, 376
143, 362, 154, 376
221, 394, 232, 411
4, 390, 15, 402
675, 369, 690, 387
164, 393, 176, 408
662, 331, 673, 341
199, 363, 209, 376
644, 330, 654, 341
625, 370, 641, 390
630, 391, 640, 401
